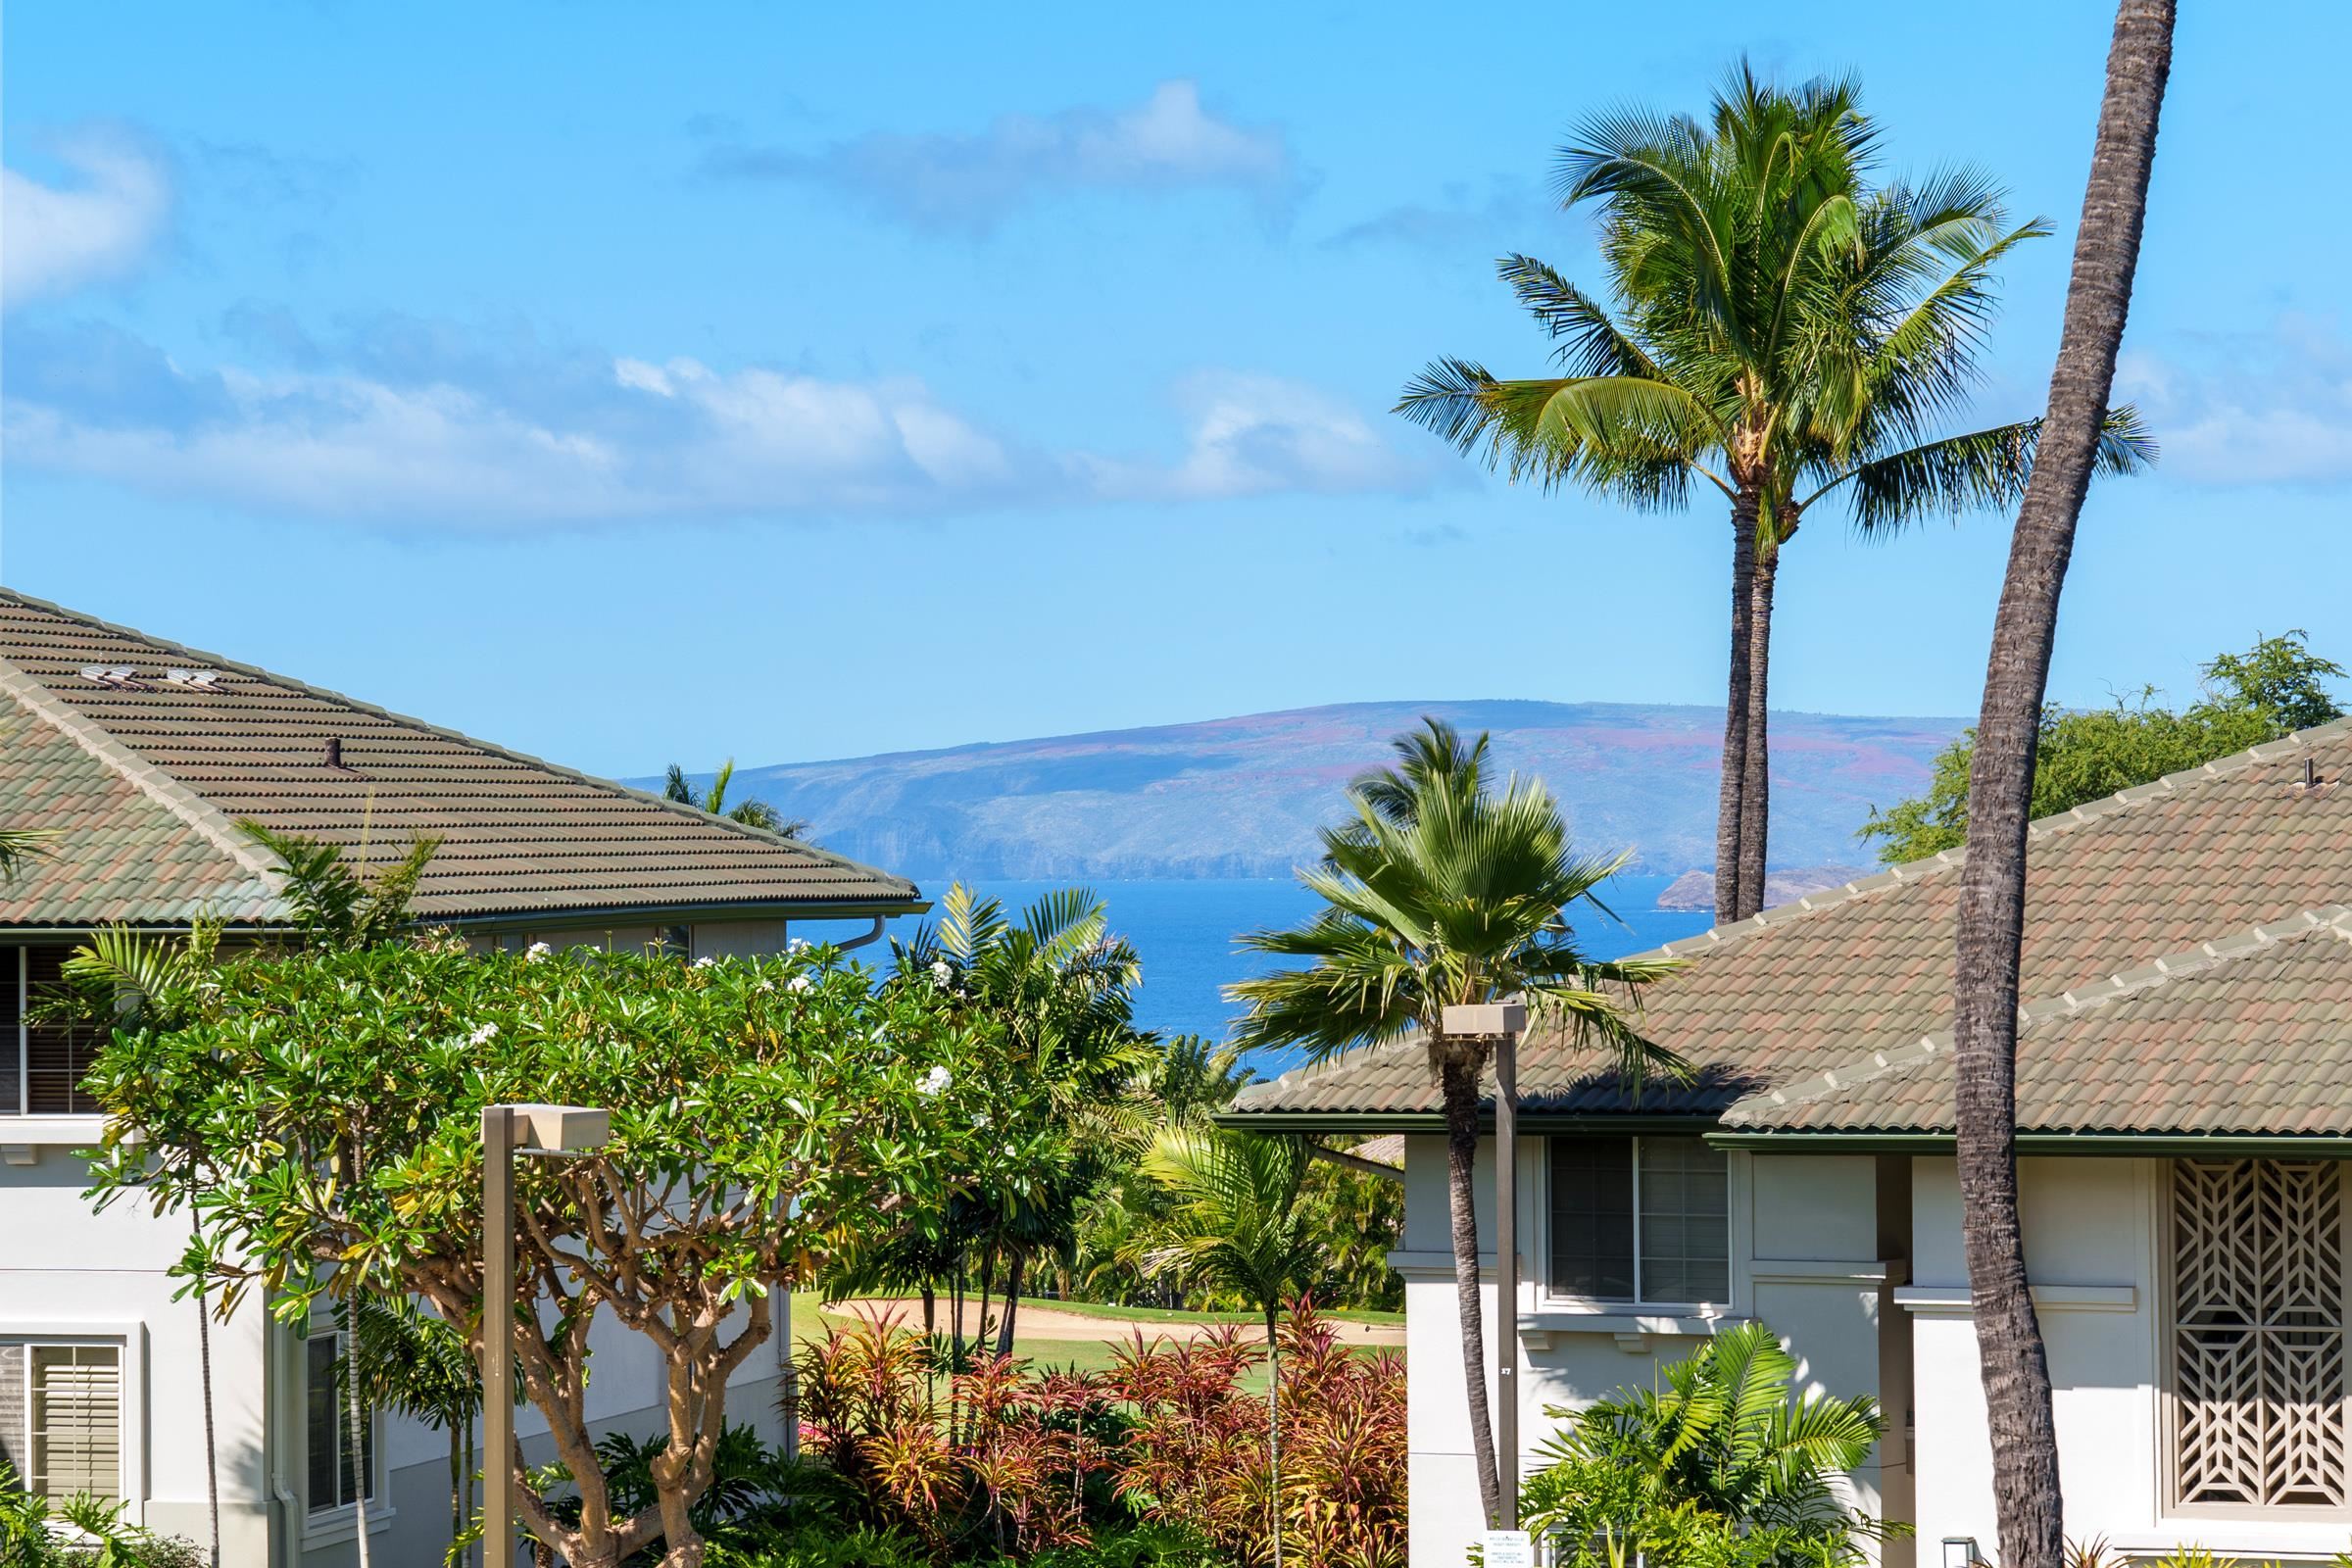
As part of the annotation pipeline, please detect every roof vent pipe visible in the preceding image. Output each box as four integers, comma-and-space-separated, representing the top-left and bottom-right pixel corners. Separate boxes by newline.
326, 737, 344, 768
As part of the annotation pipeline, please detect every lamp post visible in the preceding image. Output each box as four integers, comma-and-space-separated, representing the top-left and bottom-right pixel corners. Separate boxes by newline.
1443, 1001, 1527, 1528
482, 1102, 611, 1568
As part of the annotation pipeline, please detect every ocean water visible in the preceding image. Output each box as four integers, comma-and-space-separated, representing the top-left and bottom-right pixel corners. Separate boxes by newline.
823, 874, 1714, 1071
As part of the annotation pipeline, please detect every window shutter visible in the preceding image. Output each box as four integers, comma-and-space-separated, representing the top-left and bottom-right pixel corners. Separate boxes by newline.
30, 1345, 121, 1501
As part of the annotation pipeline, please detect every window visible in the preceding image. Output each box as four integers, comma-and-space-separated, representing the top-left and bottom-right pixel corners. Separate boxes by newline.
2171, 1157, 2348, 1510
1548, 1135, 1730, 1306
2, 946, 103, 1116
305, 1333, 374, 1514
0, 1342, 122, 1502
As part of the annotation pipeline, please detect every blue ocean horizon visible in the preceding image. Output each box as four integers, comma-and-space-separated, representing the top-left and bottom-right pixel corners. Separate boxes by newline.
812, 874, 1715, 1075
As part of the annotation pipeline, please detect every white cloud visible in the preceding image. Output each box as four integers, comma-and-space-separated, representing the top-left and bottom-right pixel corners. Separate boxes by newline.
2117, 315, 2352, 486
3, 319, 1425, 525
2, 135, 171, 309
700, 80, 1297, 233
1076, 371, 1435, 502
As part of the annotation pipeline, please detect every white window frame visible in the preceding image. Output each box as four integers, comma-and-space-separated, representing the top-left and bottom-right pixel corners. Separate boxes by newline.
297, 1314, 391, 1547
0, 1324, 145, 1518
1541, 1134, 1739, 1313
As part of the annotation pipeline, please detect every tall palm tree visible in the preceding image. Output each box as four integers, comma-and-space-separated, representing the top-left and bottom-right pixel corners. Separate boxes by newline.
1951, 7, 2174, 1567
1399, 64, 2154, 925
1231, 719, 1681, 1527
662, 760, 808, 838
1138, 1127, 1325, 1568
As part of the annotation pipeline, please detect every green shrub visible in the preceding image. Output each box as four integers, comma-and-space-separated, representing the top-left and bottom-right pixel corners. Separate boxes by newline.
701, 1520, 1226, 1568
0, 1464, 204, 1567
1520, 1322, 1891, 1567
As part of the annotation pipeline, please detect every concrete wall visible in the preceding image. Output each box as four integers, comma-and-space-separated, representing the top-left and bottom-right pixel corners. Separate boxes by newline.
1396, 1134, 1902, 1568
1906, 1155, 2352, 1565
0, 1148, 272, 1561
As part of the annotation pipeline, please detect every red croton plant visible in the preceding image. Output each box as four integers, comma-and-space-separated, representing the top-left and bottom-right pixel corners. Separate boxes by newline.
794, 1299, 1406, 1568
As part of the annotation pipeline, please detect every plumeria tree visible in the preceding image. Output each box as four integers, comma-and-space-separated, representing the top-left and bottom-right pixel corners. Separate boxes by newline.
81, 940, 1011, 1568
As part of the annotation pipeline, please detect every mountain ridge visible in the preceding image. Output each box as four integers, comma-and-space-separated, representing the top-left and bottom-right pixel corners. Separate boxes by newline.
635, 699, 1961, 884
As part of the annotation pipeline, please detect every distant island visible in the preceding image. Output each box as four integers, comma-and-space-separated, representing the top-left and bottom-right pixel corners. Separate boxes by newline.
641, 700, 1960, 888
1654, 864, 1875, 911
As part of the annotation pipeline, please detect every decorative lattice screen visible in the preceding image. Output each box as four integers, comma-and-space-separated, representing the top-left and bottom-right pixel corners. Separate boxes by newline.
2173, 1157, 2347, 1508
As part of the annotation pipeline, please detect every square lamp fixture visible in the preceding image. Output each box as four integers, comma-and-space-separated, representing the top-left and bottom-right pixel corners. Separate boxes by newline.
1942, 1540, 1981, 1568
1442, 1002, 1528, 1037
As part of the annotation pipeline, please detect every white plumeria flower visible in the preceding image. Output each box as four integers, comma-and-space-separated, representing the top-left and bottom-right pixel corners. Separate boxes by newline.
691, 956, 716, 969
468, 1023, 499, 1046
787, 937, 811, 954
525, 941, 553, 962
929, 959, 953, 986
918, 1064, 952, 1097
786, 974, 812, 995
755, 978, 775, 993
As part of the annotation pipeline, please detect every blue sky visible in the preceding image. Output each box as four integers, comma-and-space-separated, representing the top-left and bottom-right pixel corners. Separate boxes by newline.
3, 3, 2346, 778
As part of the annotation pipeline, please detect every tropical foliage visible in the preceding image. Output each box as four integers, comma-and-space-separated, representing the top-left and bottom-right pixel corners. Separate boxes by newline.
0, 1462, 203, 1566
1134, 1128, 1323, 1567
665, 760, 808, 838
0, 827, 51, 880
1861, 631, 2346, 861
792, 1299, 1404, 1567
1398, 62, 2152, 923
79, 940, 1010, 1568
1519, 1323, 1890, 1567
1233, 718, 1673, 1526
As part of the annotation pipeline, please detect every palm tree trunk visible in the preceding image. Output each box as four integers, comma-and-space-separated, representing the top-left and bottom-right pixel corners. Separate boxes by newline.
193, 1211, 220, 1568
1951, 8, 2174, 1568
976, 1249, 996, 1362
1715, 488, 1761, 925
448, 1423, 464, 1568
348, 1333, 373, 1568
1438, 1051, 1503, 1525
995, 1253, 1024, 1358
1265, 1304, 1284, 1568
1737, 540, 1779, 922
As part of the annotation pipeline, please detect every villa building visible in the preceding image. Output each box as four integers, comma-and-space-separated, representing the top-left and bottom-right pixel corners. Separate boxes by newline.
1228, 716, 2352, 1565
0, 589, 926, 1566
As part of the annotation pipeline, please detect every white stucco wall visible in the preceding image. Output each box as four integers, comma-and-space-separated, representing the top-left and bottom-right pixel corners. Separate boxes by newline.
0, 1147, 273, 1560
1906, 1155, 2352, 1564
1397, 1134, 1903, 1568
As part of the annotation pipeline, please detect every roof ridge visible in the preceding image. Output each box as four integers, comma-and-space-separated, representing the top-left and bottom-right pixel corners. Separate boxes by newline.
1632, 715, 2352, 968
0, 588, 918, 898
0, 650, 288, 907
1722, 903, 2352, 1126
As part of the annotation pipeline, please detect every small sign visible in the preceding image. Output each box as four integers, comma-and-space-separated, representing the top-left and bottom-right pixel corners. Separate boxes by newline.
1482, 1530, 1535, 1568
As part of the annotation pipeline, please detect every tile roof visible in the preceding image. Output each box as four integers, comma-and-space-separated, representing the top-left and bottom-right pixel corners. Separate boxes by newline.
1228, 717, 2352, 1132
0, 591, 923, 929
1722, 906, 2352, 1136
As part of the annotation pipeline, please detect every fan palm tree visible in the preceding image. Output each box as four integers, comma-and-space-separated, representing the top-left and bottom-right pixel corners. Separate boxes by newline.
1138, 1127, 1325, 1568
1398, 63, 2154, 925
662, 760, 807, 838
1951, 8, 2175, 1567
1231, 718, 1682, 1527
0, 828, 51, 880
